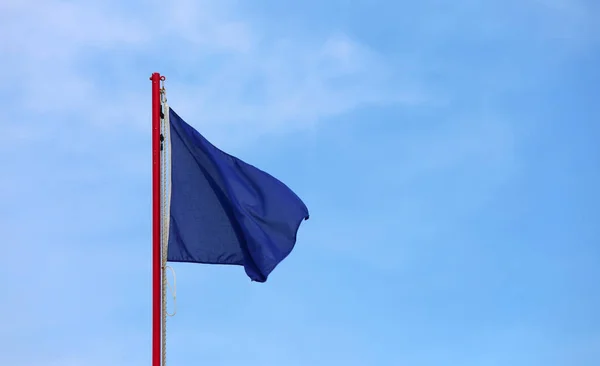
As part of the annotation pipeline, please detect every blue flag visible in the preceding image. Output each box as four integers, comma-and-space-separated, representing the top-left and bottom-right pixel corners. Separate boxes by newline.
165, 106, 309, 282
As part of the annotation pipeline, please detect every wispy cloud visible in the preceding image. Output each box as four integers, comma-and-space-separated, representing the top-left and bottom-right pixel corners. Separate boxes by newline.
1, 0, 421, 144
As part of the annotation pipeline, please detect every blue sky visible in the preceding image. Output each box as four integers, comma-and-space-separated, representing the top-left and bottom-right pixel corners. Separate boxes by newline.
1, 0, 599, 365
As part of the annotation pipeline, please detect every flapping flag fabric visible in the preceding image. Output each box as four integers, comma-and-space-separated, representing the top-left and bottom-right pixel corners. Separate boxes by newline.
164, 106, 309, 282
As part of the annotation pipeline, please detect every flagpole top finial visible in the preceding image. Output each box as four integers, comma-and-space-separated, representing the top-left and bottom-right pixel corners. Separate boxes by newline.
149, 73, 166, 81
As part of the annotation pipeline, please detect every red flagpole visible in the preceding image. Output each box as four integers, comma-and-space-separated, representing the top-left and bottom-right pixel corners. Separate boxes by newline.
150, 72, 163, 366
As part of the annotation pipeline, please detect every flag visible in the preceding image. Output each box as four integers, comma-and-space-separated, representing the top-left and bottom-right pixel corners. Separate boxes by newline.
164, 106, 309, 282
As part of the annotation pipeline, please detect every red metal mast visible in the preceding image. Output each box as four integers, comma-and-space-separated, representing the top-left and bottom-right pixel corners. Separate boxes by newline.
150, 72, 163, 366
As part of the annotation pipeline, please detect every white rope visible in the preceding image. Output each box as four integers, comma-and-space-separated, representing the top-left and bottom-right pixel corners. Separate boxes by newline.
160, 87, 174, 366
162, 104, 176, 316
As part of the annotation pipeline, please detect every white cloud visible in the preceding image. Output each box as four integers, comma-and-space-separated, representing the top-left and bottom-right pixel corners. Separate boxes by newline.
1, 0, 418, 144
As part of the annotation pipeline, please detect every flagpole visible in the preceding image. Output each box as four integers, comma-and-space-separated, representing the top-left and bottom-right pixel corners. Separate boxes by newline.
150, 72, 163, 366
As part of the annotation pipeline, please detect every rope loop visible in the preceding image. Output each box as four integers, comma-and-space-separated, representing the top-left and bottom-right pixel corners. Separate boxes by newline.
164, 265, 177, 317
